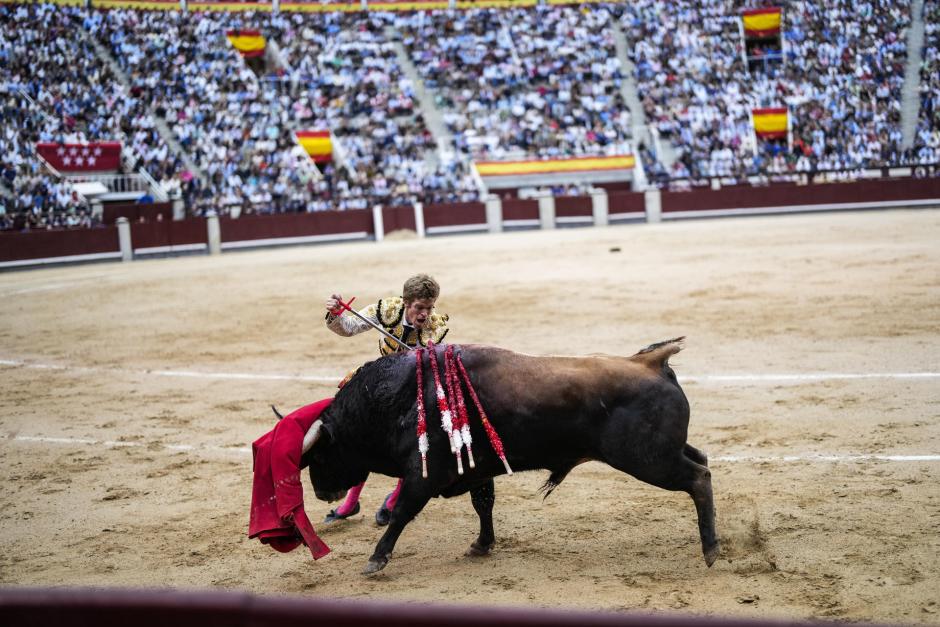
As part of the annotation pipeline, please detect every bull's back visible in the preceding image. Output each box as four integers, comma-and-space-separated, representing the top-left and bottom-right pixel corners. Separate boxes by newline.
459, 345, 689, 471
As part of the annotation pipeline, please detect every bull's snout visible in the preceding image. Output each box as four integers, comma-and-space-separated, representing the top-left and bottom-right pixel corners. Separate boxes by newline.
314, 488, 347, 503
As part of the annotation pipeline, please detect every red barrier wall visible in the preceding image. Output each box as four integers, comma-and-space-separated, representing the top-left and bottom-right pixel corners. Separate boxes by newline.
555, 195, 592, 218
0, 587, 888, 627
661, 177, 940, 213
219, 210, 372, 243
608, 191, 646, 215
103, 202, 172, 225
130, 219, 207, 250
2, 179, 938, 266
382, 205, 417, 233
423, 201, 485, 228
502, 198, 538, 221
0, 227, 118, 262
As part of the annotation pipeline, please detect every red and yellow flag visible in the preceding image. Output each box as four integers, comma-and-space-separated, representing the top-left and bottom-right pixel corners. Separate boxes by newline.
475, 154, 634, 177
295, 130, 332, 163
752, 108, 788, 139
226, 29, 266, 58
741, 7, 782, 38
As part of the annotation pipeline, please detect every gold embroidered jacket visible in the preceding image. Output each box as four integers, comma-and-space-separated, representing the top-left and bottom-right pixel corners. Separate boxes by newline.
326, 296, 449, 357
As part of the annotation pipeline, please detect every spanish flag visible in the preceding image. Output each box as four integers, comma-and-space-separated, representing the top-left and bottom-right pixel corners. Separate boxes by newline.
752, 107, 788, 139
295, 130, 332, 164
226, 29, 266, 58
475, 154, 635, 177
741, 7, 782, 38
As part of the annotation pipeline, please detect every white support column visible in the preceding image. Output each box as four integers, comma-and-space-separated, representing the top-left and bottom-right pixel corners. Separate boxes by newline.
591, 188, 609, 227
206, 210, 221, 255
537, 191, 556, 230
372, 204, 385, 242
91, 199, 104, 223
116, 217, 133, 262
485, 194, 503, 233
644, 189, 662, 224
413, 202, 426, 238
171, 190, 185, 221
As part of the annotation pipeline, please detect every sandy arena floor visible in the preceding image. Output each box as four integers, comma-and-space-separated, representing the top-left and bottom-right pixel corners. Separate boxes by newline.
1, 209, 938, 624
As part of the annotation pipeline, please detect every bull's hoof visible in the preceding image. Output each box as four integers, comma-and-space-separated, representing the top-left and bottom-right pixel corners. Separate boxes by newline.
465, 541, 493, 557
703, 542, 720, 568
362, 557, 388, 575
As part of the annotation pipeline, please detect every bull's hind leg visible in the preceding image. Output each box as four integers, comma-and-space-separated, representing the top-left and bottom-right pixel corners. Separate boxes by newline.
684, 443, 708, 467
466, 479, 495, 557
364, 480, 432, 575
683, 453, 720, 567
608, 450, 720, 567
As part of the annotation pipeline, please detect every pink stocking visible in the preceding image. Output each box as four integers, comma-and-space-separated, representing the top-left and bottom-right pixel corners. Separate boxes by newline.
385, 479, 403, 510
335, 482, 364, 516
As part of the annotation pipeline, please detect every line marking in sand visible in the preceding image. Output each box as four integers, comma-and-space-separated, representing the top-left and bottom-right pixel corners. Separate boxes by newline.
4, 434, 939, 464
2, 358, 938, 385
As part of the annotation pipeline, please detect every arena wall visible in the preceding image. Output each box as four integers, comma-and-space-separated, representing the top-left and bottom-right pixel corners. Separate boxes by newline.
2, 179, 939, 269
0, 587, 893, 627
102, 202, 173, 225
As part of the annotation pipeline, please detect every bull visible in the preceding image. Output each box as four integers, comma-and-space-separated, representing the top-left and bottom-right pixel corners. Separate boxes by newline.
300, 338, 719, 574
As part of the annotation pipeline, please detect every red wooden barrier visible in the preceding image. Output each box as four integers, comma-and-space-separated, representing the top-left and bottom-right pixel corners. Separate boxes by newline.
103, 202, 173, 225
219, 210, 372, 243
0, 227, 118, 262
555, 195, 592, 218
382, 205, 417, 233
501, 198, 538, 222
0, 587, 890, 627
607, 191, 645, 215
130, 219, 207, 252
423, 201, 485, 229
661, 178, 940, 213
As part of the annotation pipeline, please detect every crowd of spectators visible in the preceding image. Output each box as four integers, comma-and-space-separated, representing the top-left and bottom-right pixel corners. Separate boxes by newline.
622, 0, 915, 182
101, 9, 312, 217
915, 0, 940, 163
0, 3, 190, 230
398, 6, 633, 162
2, 2, 938, 231
272, 11, 479, 209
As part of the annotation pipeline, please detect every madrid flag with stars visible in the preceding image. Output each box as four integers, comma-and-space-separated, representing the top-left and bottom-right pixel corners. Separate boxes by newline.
35, 142, 122, 173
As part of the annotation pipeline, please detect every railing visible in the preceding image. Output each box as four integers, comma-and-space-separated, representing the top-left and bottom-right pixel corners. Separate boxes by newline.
647, 162, 940, 192
67, 173, 152, 196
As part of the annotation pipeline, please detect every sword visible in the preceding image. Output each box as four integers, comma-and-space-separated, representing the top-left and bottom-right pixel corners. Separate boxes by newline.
333, 296, 414, 352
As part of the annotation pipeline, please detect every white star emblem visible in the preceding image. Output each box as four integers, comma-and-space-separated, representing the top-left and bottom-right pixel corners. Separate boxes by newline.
94, 146, 102, 156
57, 147, 65, 156
63, 156, 71, 166
87, 156, 96, 166
69, 147, 78, 156
74, 156, 84, 166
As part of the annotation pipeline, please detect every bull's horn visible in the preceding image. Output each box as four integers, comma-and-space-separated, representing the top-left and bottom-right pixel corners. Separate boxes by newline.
302, 419, 323, 454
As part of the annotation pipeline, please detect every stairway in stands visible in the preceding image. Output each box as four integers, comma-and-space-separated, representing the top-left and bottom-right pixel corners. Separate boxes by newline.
79, 25, 206, 184
387, 26, 453, 169
902, 0, 927, 150
611, 23, 676, 171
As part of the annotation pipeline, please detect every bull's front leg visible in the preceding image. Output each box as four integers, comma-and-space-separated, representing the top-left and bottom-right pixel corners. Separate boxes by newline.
466, 478, 495, 557
363, 477, 432, 575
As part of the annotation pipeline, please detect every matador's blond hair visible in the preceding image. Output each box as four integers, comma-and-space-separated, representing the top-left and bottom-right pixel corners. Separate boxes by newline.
402, 274, 440, 303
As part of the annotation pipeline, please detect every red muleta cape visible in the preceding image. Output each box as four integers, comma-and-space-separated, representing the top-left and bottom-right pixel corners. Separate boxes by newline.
248, 398, 332, 560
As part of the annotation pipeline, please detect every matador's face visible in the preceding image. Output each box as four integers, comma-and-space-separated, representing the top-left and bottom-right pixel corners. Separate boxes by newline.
404, 297, 436, 330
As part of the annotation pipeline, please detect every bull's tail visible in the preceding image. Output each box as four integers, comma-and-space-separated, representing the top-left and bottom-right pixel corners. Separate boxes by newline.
631, 337, 685, 370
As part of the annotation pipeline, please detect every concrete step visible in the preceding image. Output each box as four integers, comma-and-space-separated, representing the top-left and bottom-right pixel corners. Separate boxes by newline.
901, 0, 926, 150
386, 26, 453, 167
79, 23, 206, 184
613, 22, 676, 170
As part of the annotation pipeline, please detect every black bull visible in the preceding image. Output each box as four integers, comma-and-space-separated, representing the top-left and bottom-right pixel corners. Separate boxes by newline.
300, 339, 719, 574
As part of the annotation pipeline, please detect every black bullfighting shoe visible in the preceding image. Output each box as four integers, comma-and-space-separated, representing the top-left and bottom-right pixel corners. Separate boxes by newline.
323, 502, 360, 524
375, 493, 393, 526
